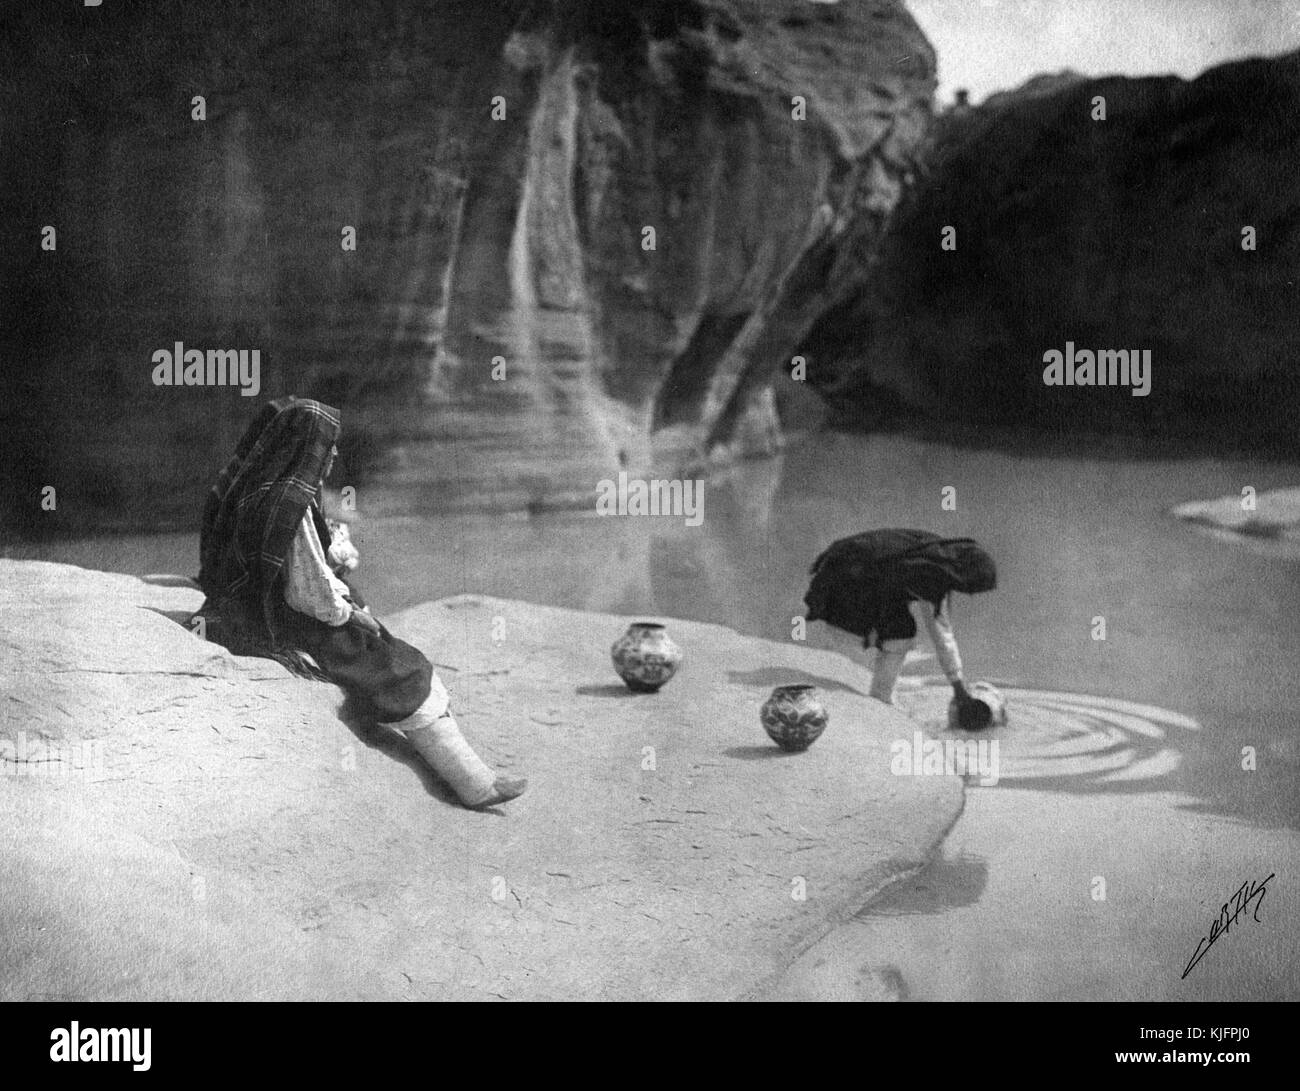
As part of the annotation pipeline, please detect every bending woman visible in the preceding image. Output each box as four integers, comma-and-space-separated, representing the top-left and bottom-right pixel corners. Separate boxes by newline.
194, 396, 526, 809
804, 528, 997, 729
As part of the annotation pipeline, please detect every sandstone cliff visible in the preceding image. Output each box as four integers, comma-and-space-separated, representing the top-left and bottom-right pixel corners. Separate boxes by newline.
797, 51, 1300, 453
1, 0, 934, 532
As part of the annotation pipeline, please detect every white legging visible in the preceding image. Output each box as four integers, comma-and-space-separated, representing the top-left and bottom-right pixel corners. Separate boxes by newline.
869, 600, 965, 705
869, 639, 915, 704
390, 677, 496, 805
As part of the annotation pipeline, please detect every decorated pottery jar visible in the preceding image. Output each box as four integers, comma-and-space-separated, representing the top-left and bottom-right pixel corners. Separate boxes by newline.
760, 684, 829, 752
611, 622, 683, 693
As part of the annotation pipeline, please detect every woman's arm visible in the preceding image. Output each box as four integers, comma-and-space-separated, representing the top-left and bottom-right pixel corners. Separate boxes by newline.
912, 598, 965, 686
284, 512, 354, 626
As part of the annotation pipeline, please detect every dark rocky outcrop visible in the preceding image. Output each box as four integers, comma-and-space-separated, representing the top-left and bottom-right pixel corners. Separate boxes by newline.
797, 52, 1300, 453
0, 0, 934, 533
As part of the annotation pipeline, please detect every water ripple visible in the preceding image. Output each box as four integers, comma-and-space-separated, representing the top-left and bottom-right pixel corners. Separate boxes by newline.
899, 676, 1200, 787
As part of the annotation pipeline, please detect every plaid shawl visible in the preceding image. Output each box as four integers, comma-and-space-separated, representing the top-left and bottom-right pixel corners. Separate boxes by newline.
197, 397, 341, 669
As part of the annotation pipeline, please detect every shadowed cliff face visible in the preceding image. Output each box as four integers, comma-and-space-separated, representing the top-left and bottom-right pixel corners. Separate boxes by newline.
797, 52, 1300, 454
0, 0, 934, 533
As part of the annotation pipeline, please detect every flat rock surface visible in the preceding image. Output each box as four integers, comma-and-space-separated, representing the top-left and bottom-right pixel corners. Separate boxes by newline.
0, 560, 960, 1000
1172, 487, 1300, 560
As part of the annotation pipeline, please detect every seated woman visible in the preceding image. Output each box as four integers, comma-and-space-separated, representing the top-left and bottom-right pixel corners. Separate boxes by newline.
803, 529, 997, 729
193, 396, 526, 809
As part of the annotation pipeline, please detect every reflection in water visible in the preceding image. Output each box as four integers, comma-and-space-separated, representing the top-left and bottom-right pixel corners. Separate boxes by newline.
858, 853, 989, 918
900, 675, 1200, 787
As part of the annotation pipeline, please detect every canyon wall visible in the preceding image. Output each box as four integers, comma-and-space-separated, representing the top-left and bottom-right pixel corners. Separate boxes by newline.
0, 0, 934, 532
797, 53, 1300, 453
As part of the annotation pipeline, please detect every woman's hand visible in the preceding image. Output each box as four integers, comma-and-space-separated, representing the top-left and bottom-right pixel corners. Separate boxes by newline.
349, 606, 382, 635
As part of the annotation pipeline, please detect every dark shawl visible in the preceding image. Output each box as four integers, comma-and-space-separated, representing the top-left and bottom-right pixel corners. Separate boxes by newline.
804, 529, 996, 645
196, 397, 341, 673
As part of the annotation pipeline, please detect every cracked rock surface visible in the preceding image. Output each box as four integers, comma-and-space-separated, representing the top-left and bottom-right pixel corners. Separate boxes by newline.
1, 560, 959, 1000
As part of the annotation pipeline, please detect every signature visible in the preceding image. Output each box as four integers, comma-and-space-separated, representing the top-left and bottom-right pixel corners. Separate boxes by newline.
1181, 873, 1274, 979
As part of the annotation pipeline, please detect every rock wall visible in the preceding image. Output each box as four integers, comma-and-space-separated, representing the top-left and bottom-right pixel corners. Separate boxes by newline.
0, 0, 934, 533
797, 52, 1300, 453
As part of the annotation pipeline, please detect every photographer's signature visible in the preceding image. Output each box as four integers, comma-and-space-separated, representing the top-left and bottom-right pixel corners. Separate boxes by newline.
1181, 873, 1274, 979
